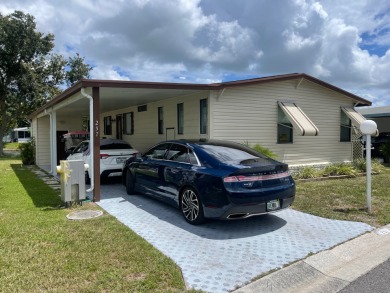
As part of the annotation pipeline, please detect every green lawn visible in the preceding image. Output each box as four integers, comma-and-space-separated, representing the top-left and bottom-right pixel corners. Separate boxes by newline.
0, 156, 195, 293
1, 155, 389, 292
293, 167, 390, 227
3, 142, 19, 149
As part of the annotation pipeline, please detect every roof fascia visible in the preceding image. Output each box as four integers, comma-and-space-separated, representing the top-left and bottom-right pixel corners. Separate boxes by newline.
29, 73, 372, 118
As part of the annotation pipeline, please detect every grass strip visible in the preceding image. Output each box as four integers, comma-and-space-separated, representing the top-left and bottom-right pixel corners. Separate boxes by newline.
293, 168, 390, 227
0, 156, 196, 293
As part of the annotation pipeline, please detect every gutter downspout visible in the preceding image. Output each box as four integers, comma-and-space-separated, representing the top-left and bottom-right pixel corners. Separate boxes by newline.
45, 109, 55, 174
81, 88, 94, 193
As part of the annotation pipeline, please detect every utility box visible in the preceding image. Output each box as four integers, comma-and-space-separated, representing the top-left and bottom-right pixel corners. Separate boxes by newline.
57, 160, 86, 204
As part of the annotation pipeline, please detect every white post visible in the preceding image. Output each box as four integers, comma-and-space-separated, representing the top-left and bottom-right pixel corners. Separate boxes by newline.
360, 120, 377, 213
365, 134, 372, 213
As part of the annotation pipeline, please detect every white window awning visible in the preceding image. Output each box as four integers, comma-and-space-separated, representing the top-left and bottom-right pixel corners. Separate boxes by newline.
341, 107, 379, 136
341, 107, 366, 128
278, 102, 319, 136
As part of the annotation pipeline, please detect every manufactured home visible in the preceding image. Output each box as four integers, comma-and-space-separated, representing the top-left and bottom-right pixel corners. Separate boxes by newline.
29, 73, 371, 201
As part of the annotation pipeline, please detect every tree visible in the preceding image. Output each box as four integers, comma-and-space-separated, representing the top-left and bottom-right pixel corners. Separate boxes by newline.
66, 53, 92, 86
0, 11, 91, 155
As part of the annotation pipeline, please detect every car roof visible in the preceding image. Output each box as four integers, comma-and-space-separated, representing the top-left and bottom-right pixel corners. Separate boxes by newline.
165, 139, 245, 148
80, 138, 131, 146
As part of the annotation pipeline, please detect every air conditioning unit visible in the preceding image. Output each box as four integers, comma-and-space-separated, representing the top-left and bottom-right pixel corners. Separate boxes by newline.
57, 160, 86, 204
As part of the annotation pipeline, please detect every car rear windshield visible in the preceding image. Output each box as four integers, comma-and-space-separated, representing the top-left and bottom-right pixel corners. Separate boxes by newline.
100, 143, 132, 150
200, 145, 269, 164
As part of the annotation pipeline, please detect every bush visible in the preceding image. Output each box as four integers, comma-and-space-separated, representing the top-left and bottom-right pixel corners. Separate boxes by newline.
243, 142, 278, 159
19, 139, 35, 165
353, 158, 385, 174
321, 163, 357, 177
380, 141, 390, 163
293, 166, 319, 179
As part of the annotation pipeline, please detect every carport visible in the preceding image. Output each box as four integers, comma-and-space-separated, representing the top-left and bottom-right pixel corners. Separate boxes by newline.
29, 80, 213, 201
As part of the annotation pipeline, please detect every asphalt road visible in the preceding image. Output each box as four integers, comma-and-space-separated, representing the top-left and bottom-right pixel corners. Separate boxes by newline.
340, 258, 390, 293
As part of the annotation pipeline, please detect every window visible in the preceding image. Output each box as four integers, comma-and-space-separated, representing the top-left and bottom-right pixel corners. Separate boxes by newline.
158, 107, 164, 134
278, 102, 318, 136
73, 141, 89, 154
123, 112, 134, 135
138, 105, 147, 112
104, 116, 112, 135
177, 103, 184, 134
277, 107, 293, 143
200, 99, 208, 134
144, 143, 171, 160
166, 143, 198, 165
340, 110, 351, 142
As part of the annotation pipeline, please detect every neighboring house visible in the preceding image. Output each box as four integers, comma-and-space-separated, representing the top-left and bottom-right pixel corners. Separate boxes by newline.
358, 106, 390, 133
29, 73, 371, 201
2, 127, 31, 143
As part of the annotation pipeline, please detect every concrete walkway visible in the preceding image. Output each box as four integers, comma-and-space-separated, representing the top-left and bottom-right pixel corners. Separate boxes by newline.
234, 224, 390, 293
94, 183, 373, 293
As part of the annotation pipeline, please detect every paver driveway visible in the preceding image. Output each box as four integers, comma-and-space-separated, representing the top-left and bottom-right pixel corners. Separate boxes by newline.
92, 183, 373, 293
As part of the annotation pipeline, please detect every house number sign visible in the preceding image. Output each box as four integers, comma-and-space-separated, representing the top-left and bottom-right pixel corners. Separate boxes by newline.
95, 120, 99, 137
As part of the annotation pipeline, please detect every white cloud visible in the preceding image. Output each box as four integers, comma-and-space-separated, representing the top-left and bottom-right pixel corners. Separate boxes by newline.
1, 0, 390, 105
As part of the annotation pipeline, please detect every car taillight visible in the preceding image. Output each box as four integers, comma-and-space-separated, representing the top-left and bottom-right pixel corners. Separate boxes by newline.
223, 171, 290, 182
100, 154, 110, 159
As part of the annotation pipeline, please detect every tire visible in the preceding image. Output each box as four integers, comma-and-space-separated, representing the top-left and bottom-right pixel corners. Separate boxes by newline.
180, 187, 205, 225
125, 170, 135, 195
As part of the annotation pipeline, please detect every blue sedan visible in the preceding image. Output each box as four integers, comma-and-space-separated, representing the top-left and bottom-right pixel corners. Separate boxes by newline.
123, 139, 295, 225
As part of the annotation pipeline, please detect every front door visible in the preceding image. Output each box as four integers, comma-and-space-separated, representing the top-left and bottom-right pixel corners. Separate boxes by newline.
56, 130, 68, 164
116, 115, 122, 140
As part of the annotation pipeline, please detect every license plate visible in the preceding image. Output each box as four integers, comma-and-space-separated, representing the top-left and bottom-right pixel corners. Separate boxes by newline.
116, 157, 126, 164
267, 199, 280, 211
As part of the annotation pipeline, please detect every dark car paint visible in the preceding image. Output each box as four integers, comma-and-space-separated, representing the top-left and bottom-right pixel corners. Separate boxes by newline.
123, 139, 295, 220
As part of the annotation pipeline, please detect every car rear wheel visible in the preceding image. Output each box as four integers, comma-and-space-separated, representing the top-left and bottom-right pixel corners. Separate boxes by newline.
125, 170, 135, 195
180, 187, 205, 225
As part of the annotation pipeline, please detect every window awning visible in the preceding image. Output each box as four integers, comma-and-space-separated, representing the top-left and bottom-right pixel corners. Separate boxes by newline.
341, 107, 366, 128
341, 107, 379, 136
278, 102, 319, 136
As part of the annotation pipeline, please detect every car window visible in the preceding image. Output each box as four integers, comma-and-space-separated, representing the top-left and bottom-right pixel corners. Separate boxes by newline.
73, 141, 89, 153
144, 143, 170, 159
166, 144, 193, 164
200, 145, 259, 163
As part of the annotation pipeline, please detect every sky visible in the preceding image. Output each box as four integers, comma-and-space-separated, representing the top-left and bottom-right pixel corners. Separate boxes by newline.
1, 0, 390, 107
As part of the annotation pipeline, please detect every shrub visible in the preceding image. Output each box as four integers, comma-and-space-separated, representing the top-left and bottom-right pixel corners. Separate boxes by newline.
243, 141, 278, 159
19, 139, 35, 165
353, 158, 385, 174
321, 163, 357, 177
380, 141, 390, 163
293, 166, 319, 179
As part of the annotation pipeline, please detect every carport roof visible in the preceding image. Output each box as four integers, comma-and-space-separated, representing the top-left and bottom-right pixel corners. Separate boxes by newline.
29, 73, 371, 118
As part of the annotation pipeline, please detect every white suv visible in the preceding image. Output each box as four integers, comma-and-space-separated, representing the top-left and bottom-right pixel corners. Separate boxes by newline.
67, 138, 138, 183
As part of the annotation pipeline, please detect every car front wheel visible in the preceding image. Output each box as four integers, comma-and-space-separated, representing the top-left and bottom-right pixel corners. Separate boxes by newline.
180, 187, 205, 225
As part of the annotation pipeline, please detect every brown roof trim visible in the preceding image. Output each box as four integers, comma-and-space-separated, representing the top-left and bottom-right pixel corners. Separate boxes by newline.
80, 79, 217, 90
215, 73, 371, 106
29, 73, 371, 118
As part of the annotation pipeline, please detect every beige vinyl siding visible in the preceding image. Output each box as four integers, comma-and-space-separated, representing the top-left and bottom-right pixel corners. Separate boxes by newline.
210, 79, 355, 166
56, 116, 84, 132
100, 92, 209, 152
35, 116, 51, 167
